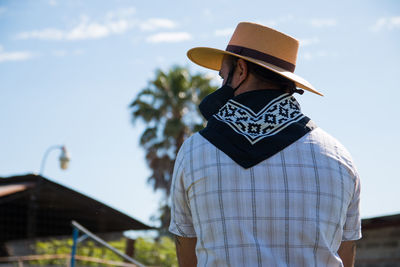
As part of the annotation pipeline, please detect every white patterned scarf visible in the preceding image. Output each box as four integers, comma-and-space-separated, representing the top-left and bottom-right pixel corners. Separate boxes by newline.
200, 90, 316, 168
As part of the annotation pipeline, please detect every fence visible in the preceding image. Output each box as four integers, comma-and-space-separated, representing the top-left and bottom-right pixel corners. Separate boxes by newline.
0, 254, 138, 267
0, 221, 146, 267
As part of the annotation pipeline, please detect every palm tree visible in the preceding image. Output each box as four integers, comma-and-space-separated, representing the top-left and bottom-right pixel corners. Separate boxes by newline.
130, 65, 216, 197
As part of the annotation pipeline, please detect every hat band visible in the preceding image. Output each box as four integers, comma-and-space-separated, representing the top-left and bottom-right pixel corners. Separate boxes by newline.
226, 45, 296, 72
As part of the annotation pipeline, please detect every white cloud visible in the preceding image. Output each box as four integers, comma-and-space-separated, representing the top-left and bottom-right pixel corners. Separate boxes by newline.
105, 7, 136, 21
0, 45, 34, 63
17, 28, 64, 40
146, 32, 192, 43
66, 20, 113, 40
139, 18, 176, 31
16, 15, 132, 41
48, 0, 57, 6
301, 50, 327, 61
310, 18, 337, 28
16, 8, 136, 41
15, 8, 182, 43
299, 37, 320, 47
15, 10, 178, 41
214, 27, 234, 37
371, 16, 400, 31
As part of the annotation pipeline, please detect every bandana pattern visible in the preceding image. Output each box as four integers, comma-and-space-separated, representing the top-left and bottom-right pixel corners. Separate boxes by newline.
213, 93, 305, 145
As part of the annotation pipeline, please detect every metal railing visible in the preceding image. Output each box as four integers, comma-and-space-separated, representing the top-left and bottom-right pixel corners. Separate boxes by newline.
70, 220, 146, 267
0, 221, 147, 267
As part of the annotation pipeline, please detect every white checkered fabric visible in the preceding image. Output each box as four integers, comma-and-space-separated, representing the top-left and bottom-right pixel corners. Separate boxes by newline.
169, 128, 361, 266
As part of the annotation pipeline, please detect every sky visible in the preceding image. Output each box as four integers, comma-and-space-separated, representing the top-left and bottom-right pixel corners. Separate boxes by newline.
1, 0, 399, 229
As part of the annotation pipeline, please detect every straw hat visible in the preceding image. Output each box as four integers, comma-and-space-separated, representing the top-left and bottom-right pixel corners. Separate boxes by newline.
187, 22, 323, 96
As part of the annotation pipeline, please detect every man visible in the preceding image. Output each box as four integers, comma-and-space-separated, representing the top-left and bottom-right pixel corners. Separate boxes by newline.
169, 22, 361, 266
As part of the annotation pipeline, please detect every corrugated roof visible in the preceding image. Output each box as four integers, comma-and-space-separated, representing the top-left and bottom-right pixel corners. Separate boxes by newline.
0, 174, 153, 243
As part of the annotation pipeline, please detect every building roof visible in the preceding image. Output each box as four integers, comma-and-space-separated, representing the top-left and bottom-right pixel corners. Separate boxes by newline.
0, 174, 153, 243
361, 213, 400, 230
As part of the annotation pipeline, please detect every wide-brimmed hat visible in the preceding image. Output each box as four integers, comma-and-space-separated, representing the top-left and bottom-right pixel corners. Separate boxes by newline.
187, 22, 323, 96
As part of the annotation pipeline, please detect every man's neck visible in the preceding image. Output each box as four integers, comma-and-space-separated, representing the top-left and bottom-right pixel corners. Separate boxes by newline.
233, 74, 281, 96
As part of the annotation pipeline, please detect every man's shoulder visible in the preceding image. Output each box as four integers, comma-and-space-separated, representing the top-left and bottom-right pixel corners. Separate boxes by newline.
181, 132, 204, 148
307, 127, 350, 153
307, 127, 340, 143
305, 127, 359, 177
178, 132, 211, 156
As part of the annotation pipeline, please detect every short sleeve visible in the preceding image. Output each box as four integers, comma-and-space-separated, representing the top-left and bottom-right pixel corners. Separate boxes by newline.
342, 173, 362, 241
169, 141, 196, 237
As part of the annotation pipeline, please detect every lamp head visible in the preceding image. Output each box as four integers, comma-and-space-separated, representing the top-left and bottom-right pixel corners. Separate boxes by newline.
59, 146, 70, 170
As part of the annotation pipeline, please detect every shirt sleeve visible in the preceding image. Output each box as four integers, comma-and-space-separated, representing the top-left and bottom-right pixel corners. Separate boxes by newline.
169, 140, 196, 237
342, 172, 362, 241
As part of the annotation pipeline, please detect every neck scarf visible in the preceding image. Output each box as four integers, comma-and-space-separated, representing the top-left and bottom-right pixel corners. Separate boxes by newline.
199, 90, 316, 168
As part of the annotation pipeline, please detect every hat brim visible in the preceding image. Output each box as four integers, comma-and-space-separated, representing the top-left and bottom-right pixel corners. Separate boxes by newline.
187, 47, 323, 96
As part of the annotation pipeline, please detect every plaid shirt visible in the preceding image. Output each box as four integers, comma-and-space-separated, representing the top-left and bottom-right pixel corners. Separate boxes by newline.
169, 128, 361, 266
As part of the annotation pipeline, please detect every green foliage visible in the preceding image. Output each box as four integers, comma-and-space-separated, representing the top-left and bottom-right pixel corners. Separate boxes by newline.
134, 236, 177, 267
32, 238, 125, 266
32, 236, 177, 267
130, 65, 216, 198
33, 238, 73, 265
130, 65, 216, 233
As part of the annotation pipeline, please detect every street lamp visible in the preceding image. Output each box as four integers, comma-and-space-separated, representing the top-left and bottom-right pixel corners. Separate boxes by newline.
39, 145, 71, 175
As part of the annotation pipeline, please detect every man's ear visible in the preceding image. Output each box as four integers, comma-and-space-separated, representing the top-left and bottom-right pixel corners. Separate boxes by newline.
236, 58, 248, 83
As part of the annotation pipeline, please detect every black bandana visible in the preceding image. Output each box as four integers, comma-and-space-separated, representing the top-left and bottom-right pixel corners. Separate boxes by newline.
199, 90, 316, 168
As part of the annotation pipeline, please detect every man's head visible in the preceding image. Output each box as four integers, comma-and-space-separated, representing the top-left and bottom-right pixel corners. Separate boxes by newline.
219, 55, 297, 96
187, 22, 323, 96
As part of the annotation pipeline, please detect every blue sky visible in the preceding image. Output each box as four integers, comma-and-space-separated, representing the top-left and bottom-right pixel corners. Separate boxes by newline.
1, 0, 399, 227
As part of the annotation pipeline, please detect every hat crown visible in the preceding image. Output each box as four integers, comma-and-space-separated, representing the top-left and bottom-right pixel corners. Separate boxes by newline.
228, 22, 299, 67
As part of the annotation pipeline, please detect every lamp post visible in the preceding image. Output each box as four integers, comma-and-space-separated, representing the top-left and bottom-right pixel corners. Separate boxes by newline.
27, 145, 70, 237
39, 145, 71, 176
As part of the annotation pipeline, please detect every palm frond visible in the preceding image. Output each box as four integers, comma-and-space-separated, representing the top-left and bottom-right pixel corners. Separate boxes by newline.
129, 65, 217, 197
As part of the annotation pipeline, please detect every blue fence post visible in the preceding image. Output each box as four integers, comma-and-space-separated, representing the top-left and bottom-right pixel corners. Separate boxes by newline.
70, 227, 79, 267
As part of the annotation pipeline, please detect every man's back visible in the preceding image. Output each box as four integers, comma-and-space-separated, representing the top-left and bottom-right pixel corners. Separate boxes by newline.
169, 128, 361, 266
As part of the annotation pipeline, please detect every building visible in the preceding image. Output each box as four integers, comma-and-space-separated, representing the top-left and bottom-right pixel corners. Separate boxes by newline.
0, 174, 152, 257
356, 213, 400, 266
